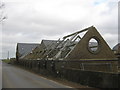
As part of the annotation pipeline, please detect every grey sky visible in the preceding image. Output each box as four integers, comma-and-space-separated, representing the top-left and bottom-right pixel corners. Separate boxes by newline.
0, 0, 118, 59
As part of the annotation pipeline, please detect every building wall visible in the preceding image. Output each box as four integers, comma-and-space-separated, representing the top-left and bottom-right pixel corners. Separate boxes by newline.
66, 27, 116, 60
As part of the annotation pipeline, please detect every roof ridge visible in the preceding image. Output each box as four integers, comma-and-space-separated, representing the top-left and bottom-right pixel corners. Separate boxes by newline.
17, 43, 40, 45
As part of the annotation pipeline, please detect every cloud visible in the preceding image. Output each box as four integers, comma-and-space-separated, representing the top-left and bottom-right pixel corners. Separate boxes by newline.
1, 0, 118, 58
103, 33, 118, 48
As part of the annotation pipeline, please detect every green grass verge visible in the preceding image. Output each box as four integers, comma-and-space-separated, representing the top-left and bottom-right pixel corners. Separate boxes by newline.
2, 59, 10, 63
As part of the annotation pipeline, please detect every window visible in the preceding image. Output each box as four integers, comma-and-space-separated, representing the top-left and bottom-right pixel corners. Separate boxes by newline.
88, 37, 100, 54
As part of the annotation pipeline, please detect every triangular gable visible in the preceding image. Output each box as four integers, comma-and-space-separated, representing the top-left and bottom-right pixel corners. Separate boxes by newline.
65, 26, 116, 60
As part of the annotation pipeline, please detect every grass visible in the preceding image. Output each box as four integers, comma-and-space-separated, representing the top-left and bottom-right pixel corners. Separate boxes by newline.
2, 59, 11, 63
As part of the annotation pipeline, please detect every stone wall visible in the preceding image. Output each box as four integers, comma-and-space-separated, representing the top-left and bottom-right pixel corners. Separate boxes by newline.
12, 59, 119, 88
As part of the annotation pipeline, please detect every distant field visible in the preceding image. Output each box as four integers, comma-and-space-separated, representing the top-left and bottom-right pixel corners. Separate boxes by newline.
2, 59, 10, 63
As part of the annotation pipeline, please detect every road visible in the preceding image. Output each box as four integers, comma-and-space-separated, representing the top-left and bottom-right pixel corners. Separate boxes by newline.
2, 62, 73, 88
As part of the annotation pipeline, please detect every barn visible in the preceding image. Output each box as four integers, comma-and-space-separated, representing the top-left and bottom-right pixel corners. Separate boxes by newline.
16, 43, 39, 60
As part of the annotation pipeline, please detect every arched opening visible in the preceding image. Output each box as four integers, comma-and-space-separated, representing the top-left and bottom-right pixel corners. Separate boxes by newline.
88, 37, 100, 53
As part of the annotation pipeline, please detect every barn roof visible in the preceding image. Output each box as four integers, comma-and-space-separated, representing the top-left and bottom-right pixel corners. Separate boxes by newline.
113, 43, 120, 51
17, 43, 39, 58
41, 40, 58, 50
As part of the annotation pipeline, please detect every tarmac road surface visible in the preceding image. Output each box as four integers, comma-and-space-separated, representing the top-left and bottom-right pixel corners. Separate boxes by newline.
2, 62, 73, 88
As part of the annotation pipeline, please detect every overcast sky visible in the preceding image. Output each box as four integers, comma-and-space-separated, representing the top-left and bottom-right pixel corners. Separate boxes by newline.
0, 0, 118, 59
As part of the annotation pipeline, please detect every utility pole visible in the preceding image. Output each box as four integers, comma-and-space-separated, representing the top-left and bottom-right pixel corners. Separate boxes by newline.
0, 1, 7, 59
7, 51, 9, 60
